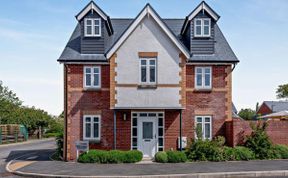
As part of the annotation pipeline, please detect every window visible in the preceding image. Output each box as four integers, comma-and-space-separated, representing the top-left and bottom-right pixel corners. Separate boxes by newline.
195, 66, 212, 90
83, 115, 101, 140
194, 18, 211, 37
140, 58, 157, 85
195, 116, 212, 140
84, 18, 101, 37
84, 66, 101, 88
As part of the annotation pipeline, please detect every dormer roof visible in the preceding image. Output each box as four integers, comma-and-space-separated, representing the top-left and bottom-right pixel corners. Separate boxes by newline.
76, 1, 113, 35
181, 1, 220, 35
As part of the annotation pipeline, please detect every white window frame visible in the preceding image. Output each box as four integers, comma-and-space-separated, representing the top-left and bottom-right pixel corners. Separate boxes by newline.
84, 18, 101, 37
194, 18, 211, 37
83, 115, 101, 141
195, 66, 212, 90
84, 66, 101, 89
195, 116, 212, 140
139, 58, 157, 85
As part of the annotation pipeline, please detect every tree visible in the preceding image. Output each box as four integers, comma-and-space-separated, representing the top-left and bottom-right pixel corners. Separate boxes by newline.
238, 108, 256, 120
276, 84, 288, 100
0, 81, 55, 135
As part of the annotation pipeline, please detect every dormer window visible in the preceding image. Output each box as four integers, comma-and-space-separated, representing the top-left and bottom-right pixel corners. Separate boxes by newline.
194, 18, 211, 37
84, 18, 101, 37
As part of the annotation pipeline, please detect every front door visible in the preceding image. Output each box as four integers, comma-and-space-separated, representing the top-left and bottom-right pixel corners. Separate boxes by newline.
138, 117, 157, 158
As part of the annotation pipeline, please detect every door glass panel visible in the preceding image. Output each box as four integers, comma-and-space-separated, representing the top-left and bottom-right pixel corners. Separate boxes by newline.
133, 128, 137, 136
133, 118, 137, 126
142, 122, 153, 139
158, 128, 163, 136
133, 138, 137, 146
158, 118, 163, 126
158, 138, 163, 146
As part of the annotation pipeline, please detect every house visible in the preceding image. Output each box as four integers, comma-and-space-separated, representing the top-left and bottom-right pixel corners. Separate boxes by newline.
58, 1, 239, 161
257, 101, 288, 116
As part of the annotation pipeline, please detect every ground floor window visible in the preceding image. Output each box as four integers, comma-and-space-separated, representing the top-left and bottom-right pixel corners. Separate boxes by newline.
83, 115, 101, 140
195, 116, 212, 140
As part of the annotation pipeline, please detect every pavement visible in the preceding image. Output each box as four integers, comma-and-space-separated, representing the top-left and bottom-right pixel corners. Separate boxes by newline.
0, 138, 56, 178
6, 149, 288, 178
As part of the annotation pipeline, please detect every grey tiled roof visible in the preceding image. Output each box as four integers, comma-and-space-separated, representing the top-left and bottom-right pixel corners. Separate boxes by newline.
58, 18, 238, 63
189, 24, 238, 63
232, 102, 238, 114
263, 101, 288, 113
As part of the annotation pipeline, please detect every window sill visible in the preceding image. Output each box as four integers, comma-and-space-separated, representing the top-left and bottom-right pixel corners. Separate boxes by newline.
83, 139, 100, 143
138, 84, 157, 89
194, 88, 212, 92
83, 35, 101, 38
83, 87, 101, 91
193, 36, 211, 39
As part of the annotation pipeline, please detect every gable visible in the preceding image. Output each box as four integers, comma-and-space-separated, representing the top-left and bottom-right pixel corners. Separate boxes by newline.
106, 4, 190, 59
181, 1, 220, 35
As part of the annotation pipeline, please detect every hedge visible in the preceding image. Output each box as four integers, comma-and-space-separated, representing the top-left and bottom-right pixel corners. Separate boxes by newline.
78, 150, 143, 163
155, 151, 168, 163
155, 151, 187, 163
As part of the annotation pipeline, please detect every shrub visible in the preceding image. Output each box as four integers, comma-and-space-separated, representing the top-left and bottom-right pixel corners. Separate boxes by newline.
44, 132, 58, 138
55, 132, 63, 158
123, 150, 143, 163
272, 145, 288, 159
223, 146, 254, 161
187, 139, 224, 161
155, 151, 168, 163
213, 136, 226, 147
78, 150, 143, 163
245, 122, 273, 159
166, 151, 187, 163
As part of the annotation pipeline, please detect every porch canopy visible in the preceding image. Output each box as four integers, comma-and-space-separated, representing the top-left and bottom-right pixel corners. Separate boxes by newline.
259, 110, 288, 119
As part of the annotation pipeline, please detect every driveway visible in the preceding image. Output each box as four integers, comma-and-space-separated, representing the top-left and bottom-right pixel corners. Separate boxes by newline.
0, 138, 56, 178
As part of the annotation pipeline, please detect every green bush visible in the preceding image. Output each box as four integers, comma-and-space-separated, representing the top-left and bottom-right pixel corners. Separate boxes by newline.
155, 151, 168, 163
55, 132, 63, 158
272, 145, 288, 159
223, 146, 254, 161
44, 132, 58, 138
187, 139, 224, 161
78, 150, 143, 163
245, 122, 273, 159
166, 151, 187, 163
123, 150, 143, 163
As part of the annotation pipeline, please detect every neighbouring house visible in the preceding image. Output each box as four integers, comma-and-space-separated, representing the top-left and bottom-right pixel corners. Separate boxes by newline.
257, 101, 288, 116
58, 1, 239, 161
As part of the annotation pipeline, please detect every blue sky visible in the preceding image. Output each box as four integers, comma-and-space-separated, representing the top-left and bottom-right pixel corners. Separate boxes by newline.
0, 0, 287, 115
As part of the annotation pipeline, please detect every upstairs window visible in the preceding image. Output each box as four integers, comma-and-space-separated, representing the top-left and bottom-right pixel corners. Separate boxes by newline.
140, 58, 157, 85
84, 66, 101, 88
83, 115, 101, 140
195, 66, 212, 90
84, 18, 101, 37
194, 18, 211, 37
195, 116, 212, 140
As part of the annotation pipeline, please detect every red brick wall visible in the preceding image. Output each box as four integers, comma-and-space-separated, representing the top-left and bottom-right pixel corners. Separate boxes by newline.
227, 118, 288, 146
65, 64, 232, 159
115, 111, 131, 150
66, 64, 114, 161
183, 65, 230, 143
257, 103, 272, 116
165, 110, 180, 150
